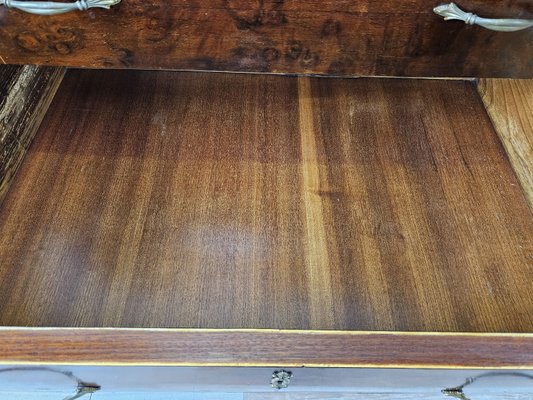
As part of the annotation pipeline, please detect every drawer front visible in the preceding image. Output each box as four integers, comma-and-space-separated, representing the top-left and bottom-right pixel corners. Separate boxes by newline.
1, 365, 532, 399
0, 0, 532, 77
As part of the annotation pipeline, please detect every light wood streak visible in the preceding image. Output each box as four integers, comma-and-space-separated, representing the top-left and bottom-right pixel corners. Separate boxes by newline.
478, 79, 533, 212
298, 77, 335, 328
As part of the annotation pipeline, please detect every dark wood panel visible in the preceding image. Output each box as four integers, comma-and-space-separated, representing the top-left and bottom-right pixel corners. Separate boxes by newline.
0, 329, 532, 367
0, 70, 531, 332
0, 65, 65, 204
0, 1, 532, 77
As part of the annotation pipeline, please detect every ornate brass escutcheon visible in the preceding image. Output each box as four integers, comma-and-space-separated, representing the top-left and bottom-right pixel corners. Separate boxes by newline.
271, 369, 292, 390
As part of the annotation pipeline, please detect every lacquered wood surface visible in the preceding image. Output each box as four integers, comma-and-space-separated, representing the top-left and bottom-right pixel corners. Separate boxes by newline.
478, 79, 533, 212
0, 70, 532, 331
0, 329, 532, 367
0, 65, 65, 203
0, 1, 532, 77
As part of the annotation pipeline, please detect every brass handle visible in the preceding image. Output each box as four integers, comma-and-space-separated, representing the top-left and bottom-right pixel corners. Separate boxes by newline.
64, 383, 100, 400
442, 372, 533, 400
0, 367, 100, 400
434, 3, 533, 32
0, 0, 120, 15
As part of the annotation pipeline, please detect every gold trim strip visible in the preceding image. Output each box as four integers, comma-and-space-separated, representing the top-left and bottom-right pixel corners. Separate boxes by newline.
0, 327, 531, 337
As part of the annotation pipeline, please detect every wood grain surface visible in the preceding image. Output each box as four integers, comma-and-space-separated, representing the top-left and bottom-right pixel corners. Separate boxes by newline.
0, 70, 532, 332
0, 0, 532, 77
478, 79, 533, 213
0, 329, 532, 367
0, 65, 65, 204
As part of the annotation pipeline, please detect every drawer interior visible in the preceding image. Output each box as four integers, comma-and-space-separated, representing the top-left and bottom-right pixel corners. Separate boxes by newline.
0, 69, 532, 333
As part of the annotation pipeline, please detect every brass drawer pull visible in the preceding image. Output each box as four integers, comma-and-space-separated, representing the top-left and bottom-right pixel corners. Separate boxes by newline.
442, 372, 533, 400
0, 367, 100, 399
0, 0, 120, 15
434, 2, 533, 32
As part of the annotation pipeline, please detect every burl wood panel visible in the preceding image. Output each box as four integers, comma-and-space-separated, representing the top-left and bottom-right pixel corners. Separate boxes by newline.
0, 329, 532, 367
0, 70, 532, 331
0, 1, 532, 77
0, 65, 65, 204
478, 79, 533, 213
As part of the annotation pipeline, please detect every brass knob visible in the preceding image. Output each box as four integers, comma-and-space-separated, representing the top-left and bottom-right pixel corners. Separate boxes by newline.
271, 370, 292, 390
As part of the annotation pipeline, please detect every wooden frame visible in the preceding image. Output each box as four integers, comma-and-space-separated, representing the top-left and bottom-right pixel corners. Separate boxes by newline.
0, 329, 532, 368
0, 65, 65, 203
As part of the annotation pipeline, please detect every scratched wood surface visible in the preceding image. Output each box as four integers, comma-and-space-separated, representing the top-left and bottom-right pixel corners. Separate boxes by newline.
0, 70, 532, 331
0, 65, 65, 204
478, 79, 533, 213
0, 0, 532, 77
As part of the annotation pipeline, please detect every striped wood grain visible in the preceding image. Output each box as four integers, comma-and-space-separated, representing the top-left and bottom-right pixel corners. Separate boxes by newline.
0, 329, 531, 367
0, 71, 531, 333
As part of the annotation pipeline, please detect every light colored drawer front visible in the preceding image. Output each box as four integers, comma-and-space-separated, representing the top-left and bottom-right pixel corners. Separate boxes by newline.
1, 365, 532, 399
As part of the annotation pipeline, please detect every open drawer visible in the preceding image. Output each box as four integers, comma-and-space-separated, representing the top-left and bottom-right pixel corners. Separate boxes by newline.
0, 67, 532, 398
